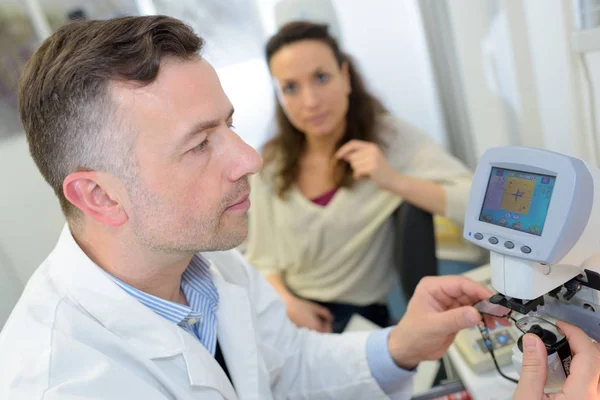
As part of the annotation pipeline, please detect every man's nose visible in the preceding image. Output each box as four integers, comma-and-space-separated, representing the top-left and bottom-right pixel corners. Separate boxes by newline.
227, 131, 262, 182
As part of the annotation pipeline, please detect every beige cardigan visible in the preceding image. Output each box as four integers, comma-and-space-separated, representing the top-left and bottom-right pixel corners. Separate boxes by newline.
244, 115, 475, 305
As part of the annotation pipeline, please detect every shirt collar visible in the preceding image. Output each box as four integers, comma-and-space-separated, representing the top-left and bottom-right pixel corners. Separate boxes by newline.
106, 253, 218, 326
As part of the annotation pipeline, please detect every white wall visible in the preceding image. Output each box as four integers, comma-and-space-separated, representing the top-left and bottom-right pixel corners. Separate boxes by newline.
256, 0, 448, 147
522, 0, 596, 162
584, 50, 600, 163
444, 0, 598, 164
0, 134, 64, 327
445, 0, 515, 157
217, 58, 276, 149
0, 135, 64, 284
0, 248, 23, 329
333, 0, 447, 147
444, 0, 552, 158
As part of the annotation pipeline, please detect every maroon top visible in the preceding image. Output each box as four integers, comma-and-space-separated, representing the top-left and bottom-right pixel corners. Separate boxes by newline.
311, 187, 338, 206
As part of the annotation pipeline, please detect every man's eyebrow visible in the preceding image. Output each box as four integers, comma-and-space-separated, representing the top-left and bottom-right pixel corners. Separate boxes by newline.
177, 107, 235, 150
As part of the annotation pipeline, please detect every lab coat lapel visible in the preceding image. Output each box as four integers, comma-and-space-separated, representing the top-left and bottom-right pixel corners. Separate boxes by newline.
213, 270, 261, 400
178, 328, 238, 400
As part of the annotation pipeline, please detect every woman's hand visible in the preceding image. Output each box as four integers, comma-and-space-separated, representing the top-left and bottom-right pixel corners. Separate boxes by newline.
285, 296, 334, 333
336, 139, 449, 217
335, 140, 397, 190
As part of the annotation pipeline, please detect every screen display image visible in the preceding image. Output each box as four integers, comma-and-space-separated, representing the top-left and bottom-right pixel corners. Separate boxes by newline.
479, 168, 556, 236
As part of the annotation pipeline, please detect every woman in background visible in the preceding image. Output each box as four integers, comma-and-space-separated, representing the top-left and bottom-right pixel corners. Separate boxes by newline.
244, 22, 474, 333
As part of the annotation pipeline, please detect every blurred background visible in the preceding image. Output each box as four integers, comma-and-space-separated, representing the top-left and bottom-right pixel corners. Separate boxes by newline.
2, 0, 600, 331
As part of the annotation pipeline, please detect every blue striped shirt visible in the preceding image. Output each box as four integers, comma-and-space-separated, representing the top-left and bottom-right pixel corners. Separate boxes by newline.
107, 254, 412, 394
108, 254, 219, 355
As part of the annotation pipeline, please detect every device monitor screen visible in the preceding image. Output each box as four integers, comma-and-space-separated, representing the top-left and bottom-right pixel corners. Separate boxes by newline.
479, 167, 556, 236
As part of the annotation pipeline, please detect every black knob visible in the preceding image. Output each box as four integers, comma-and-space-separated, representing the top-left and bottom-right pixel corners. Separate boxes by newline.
528, 324, 557, 346
529, 324, 543, 336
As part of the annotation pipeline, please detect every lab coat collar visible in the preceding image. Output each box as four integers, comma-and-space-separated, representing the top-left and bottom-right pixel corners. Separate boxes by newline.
50, 225, 185, 359
48, 225, 240, 399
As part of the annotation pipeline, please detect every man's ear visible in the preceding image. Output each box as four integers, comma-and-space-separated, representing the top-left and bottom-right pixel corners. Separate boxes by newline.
63, 171, 129, 227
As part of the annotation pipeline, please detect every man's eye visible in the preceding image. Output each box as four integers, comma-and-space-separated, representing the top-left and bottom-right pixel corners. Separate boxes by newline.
192, 139, 209, 152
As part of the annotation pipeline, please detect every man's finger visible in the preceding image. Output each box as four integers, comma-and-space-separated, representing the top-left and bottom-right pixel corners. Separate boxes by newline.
513, 334, 548, 400
432, 306, 481, 335
555, 321, 600, 390
483, 315, 511, 329
555, 321, 598, 356
429, 276, 493, 307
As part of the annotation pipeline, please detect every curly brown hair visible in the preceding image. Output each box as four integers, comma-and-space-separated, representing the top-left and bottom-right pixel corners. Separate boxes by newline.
263, 22, 388, 198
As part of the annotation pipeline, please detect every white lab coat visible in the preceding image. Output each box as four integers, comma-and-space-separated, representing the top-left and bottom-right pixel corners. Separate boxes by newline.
0, 226, 413, 399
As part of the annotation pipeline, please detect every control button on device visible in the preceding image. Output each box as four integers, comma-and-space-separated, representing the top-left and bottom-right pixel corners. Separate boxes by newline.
521, 246, 532, 254
504, 241, 515, 249
489, 237, 499, 245
474, 233, 484, 240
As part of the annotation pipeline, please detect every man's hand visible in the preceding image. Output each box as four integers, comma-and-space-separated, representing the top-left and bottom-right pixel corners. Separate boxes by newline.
388, 276, 492, 369
285, 296, 333, 333
335, 140, 397, 189
514, 321, 600, 400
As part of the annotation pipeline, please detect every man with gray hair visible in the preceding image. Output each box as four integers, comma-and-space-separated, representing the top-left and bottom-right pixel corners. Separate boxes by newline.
0, 15, 530, 399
